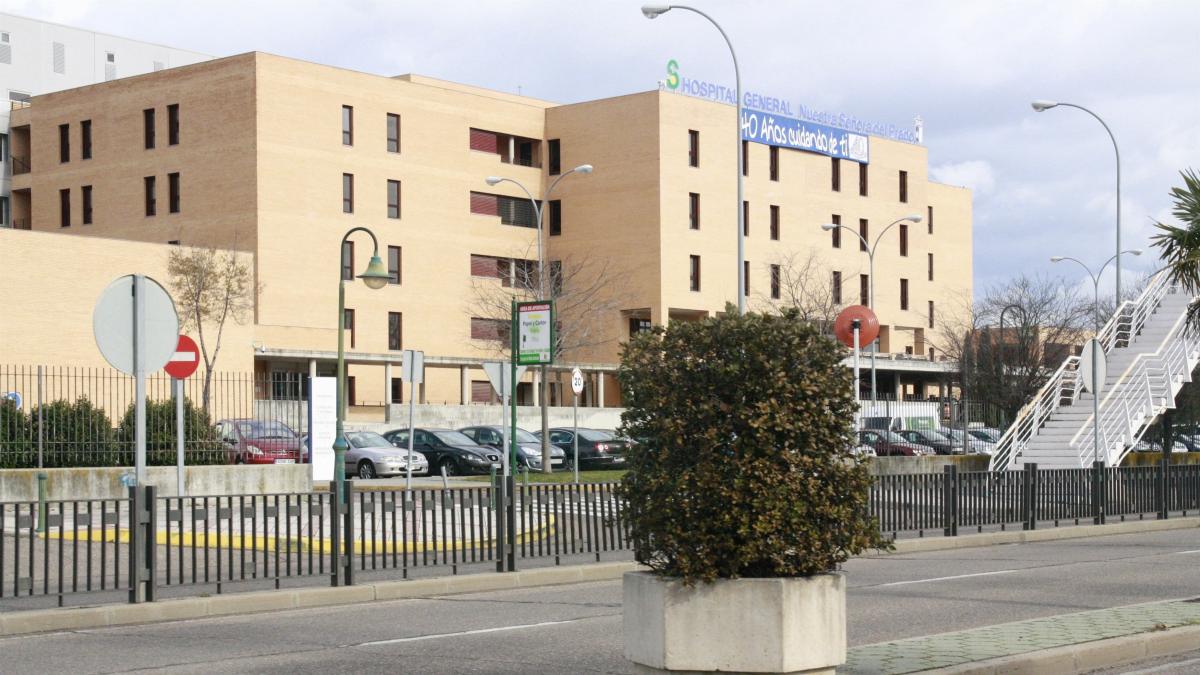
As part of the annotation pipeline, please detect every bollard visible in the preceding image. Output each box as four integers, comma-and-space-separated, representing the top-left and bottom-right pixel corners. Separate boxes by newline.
36, 472, 47, 534
489, 465, 498, 508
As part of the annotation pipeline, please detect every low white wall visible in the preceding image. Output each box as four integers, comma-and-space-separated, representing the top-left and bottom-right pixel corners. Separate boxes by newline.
0, 465, 311, 501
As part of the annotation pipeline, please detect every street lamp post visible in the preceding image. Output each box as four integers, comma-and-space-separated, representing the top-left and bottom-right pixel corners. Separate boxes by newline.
333, 227, 391, 513
1032, 100, 1123, 303
997, 303, 1026, 420
642, 4, 746, 314
1050, 249, 1143, 466
484, 165, 593, 472
821, 215, 922, 401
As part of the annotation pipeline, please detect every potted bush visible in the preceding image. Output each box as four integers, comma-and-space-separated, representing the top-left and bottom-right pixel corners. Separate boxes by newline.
618, 308, 888, 673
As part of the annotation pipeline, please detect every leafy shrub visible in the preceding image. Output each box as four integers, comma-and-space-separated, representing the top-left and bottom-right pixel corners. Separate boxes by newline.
0, 398, 34, 468
617, 307, 889, 584
32, 397, 117, 468
117, 397, 225, 466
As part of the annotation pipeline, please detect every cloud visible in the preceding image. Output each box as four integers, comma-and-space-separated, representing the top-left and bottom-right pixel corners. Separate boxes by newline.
930, 160, 996, 195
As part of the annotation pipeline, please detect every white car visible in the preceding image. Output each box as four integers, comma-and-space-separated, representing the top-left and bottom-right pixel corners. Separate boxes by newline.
343, 431, 429, 479
851, 444, 877, 458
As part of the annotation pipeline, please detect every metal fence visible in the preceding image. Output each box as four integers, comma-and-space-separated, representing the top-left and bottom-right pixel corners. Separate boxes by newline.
0, 366, 307, 468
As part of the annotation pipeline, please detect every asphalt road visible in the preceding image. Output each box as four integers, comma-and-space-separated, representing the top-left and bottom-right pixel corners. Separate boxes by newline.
5, 528, 1200, 674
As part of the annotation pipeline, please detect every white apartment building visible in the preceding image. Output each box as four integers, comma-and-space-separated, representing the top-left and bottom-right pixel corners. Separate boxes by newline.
0, 12, 210, 227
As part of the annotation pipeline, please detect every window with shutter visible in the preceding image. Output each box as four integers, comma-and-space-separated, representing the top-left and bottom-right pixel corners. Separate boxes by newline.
469, 128, 499, 153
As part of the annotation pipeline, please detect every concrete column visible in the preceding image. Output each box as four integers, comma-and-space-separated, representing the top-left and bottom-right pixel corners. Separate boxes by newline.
598, 372, 606, 408
895, 375, 902, 401
384, 362, 393, 423
460, 366, 469, 406
308, 359, 317, 380
419, 382, 426, 404
532, 369, 541, 406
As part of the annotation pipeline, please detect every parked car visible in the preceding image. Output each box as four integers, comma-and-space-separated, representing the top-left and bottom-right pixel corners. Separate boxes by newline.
538, 428, 629, 469
458, 425, 565, 470
851, 444, 877, 458
898, 429, 955, 455
858, 430, 934, 457
342, 430, 429, 479
1132, 439, 1188, 454
381, 428, 502, 476
968, 428, 1004, 444
216, 419, 303, 465
938, 427, 996, 455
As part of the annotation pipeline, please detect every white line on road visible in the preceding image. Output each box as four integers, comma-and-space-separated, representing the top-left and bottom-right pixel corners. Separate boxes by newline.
352, 617, 596, 647
874, 569, 1019, 588
1170, 549, 1200, 555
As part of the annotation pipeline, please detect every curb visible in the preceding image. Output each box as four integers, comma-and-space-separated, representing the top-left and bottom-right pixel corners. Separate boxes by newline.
0, 560, 641, 639
883, 515, 1200, 555
930, 623, 1200, 674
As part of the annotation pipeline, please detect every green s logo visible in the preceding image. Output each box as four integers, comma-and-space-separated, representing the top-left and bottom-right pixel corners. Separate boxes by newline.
666, 59, 679, 90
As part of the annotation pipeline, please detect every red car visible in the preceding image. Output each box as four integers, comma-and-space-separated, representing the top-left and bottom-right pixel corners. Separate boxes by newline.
216, 419, 304, 465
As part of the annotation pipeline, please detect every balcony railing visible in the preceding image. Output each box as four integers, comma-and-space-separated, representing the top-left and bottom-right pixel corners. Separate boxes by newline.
11, 155, 30, 175
9, 99, 30, 111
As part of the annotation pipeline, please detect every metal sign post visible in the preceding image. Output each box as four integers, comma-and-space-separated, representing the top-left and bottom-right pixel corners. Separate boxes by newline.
571, 368, 584, 483
402, 350, 425, 491
165, 335, 200, 496
852, 320, 861, 404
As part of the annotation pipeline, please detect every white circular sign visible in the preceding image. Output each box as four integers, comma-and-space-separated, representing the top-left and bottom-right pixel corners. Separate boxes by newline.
571, 368, 585, 396
93, 275, 180, 375
1079, 338, 1107, 396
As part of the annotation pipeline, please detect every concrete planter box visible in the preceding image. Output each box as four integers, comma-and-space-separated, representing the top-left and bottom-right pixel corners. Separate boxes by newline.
623, 570, 846, 674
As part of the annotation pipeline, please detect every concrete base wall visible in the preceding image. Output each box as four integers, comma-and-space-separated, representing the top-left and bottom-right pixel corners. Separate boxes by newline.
0, 465, 311, 501
868, 455, 990, 475
368, 404, 625, 433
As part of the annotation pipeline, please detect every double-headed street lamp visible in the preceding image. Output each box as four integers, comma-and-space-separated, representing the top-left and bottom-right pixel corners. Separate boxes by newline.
484, 164, 593, 472
1050, 248, 1142, 466
333, 227, 390, 510
642, 4, 746, 314
1032, 100, 1123, 303
821, 214, 923, 401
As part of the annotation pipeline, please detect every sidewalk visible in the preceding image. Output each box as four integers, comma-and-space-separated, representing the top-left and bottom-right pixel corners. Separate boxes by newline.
844, 598, 1200, 674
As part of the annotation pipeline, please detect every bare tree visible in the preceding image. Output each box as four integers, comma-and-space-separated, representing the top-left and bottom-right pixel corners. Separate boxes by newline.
167, 247, 258, 415
754, 248, 844, 330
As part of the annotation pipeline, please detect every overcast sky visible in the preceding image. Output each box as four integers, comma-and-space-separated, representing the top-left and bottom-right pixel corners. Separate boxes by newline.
8, 0, 1197, 297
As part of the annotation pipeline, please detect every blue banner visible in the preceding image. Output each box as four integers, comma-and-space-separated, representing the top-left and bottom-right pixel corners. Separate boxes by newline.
741, 110, 870, 164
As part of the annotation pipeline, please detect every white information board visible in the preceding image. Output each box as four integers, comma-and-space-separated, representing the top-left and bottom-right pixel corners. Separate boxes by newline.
308, 377, 337, 482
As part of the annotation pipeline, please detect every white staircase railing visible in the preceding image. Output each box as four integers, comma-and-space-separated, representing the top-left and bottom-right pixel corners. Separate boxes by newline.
989, 271, 1175, 470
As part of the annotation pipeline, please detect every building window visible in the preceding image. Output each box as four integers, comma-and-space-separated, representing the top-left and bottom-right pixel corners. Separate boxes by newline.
689, 193, 700, 230
341, 105, 353, 146
388, 245, 401, 284
168, 172, 180, 213
629, 318, 651, 336
743, 260, 750, 296
81, 120, 91, 160
769, 145, 779, 181
346, 376, 356, 407
58, 123, 69, 163
386, 113, 400, 153
928, 253, 934, 281
899, 224, 908, 256
899, 170, 908, 203
770, 205, 780, 241
59, 188, 70, 227
387, 179, 401, 219
341, 241, 354, 281
928, 300, 935, 329
860, 274, 869, 306
688, 129, 699, 167
859, 162, 868, 196
0, 133, 7, 162
831, 214, 841, 248
343, 309, 355, 349
168, 104, 179, 145
743, 201, 749, 237
388, 312, 402, 351
832, 271, 842, 305
471, 317, 509, 341
0, 196, 8, 226
82, 185, 93, 225
831, 157, 841, 192
690, 255, 701, 292
342, 174, 354, 213
741, 140, 749, 177
548, 138, 561, 175
144, 176, 156, 216
858, 219, 868, 252
900, 278, 909, 311
929, 347, 935, 360
391, 377, 404, 404
928, 205, 933, 234
549, 199, 562, 236
770, 264, 781, 300
469, 192, 536, 228
143, 108, 155, 149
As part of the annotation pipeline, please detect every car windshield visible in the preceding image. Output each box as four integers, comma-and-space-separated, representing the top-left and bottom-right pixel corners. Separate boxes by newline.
579, 429, 615, 441
236, 421, 295, 440
512, 428, 539, 443
433, 430, 477, 446
968, 430, 994, 441
878, 431, 907, 443
912, 431, 940, 442
346, 432, 390, 448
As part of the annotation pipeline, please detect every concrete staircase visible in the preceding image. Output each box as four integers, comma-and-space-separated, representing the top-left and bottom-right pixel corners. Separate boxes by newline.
991, 273, 1199, 470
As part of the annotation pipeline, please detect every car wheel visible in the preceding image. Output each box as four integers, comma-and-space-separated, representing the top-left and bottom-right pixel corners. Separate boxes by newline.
358, 461, 377, 479
439, 458, 459, 477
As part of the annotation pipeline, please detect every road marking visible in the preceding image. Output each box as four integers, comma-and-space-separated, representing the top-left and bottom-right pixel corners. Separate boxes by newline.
1120, 655, 1200, 674
875, 569, 1019, 587
353, 617, 592, 647
1170, 549, 1200, 555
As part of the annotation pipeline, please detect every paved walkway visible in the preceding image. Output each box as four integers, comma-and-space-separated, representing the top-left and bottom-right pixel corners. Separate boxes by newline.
844, 598, 1200, 673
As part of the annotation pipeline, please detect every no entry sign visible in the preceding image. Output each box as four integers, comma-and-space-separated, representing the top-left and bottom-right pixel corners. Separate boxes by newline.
164, 335, 200, 379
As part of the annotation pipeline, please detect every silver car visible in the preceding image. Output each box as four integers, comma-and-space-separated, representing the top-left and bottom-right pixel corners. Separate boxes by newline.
343, 431, 429, 479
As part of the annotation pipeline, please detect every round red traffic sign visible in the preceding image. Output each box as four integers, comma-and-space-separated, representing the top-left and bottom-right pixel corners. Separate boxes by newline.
834, 305, 880, 348
164, 335, 200, 379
